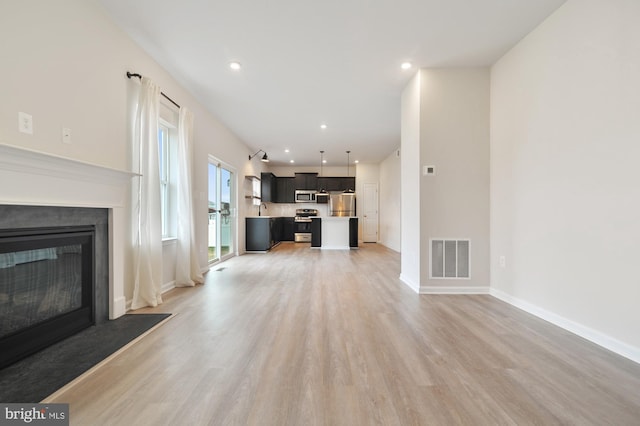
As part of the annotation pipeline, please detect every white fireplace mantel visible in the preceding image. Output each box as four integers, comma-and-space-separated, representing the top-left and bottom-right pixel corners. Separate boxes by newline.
0, 143, 139, 319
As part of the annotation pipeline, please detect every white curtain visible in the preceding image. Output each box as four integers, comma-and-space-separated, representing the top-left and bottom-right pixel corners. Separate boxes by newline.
175, 107, 204, 287
131, 77, 163, 310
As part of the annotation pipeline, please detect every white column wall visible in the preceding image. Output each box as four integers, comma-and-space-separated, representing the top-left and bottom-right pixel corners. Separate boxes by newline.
399, 72, 422, 291
418, 69, 491, 292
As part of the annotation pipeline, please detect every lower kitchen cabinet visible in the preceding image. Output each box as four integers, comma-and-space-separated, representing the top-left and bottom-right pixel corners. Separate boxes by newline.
246, 217, 275, 251
281, 217, 295, 241
246, 217, 296, 251
349, 218, 358, 248
311, 218, 322, 247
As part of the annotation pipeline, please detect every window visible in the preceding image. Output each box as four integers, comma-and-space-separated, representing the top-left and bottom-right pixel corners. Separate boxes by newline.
158, 121, 177, 239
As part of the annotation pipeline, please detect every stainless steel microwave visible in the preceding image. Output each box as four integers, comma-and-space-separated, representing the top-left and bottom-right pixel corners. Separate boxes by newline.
294, 190, 316, 203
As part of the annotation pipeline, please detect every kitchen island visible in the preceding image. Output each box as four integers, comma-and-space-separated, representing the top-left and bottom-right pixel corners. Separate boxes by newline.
311, 217, 358, 250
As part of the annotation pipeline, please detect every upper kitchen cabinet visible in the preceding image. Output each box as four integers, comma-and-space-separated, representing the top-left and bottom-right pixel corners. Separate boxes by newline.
341, 177, 356, 192
275, 177, 295, 203
294, 173, 318, 190
317, 177, 355, 192
260, 172, 276, 202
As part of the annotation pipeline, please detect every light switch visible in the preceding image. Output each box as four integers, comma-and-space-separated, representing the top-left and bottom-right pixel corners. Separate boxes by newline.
19, 112, 33, 135
62, 127, 72, 144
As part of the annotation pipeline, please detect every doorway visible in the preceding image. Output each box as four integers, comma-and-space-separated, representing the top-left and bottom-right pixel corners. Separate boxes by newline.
362, 182, 379, 243
208, 158, 236, 264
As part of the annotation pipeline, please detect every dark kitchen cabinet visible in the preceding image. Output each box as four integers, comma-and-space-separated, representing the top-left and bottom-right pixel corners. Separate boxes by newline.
317, 177, 356, 192
349, 218, 358, 248
270, 217, 282, 245
275, 177, 295, 203
311, 218, 322, 248
246, 217, 272, 251
246, 217, 295, 250
342, 177, 356, 192
281, 217, 295, 241
260, 173, 276, 202
294, 173, 318, 190
316, 177, 334, 192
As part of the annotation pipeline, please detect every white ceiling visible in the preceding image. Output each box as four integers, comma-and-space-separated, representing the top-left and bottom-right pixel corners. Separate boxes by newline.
98, 0, 566, 167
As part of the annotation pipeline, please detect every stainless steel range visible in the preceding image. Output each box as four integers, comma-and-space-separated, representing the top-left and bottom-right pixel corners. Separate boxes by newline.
294, 208, 318, 243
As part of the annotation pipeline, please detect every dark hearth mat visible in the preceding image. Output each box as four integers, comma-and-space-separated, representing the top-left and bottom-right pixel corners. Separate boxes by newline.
0, 313, 171, 403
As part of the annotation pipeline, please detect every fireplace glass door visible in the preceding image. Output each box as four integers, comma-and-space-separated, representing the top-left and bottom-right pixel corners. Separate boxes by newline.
0, 226, 95, 369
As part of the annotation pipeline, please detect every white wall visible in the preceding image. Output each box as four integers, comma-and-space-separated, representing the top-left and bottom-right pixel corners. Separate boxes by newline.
419, 69, 490, 290
0, 0, 253, 302
490, 0, 640, 359
400, 72, 422, 291
379, 148, 401, 252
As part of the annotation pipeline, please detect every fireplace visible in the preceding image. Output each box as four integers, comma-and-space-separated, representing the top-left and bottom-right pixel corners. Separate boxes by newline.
0, 205, 109, 369
0, 226, 96, 368
0, 143, 136, 354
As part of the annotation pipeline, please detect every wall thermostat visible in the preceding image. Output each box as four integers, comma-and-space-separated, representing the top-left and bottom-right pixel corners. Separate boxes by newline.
423, 165, 436, 176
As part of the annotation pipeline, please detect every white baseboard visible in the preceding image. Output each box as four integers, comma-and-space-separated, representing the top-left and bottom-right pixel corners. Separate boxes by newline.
399, 274, 420, 293
161, 280, 176, 294
420, 286, 490, 294
124, 280, 177, 312
490, 288, 640, 365
110, 296, 127, 319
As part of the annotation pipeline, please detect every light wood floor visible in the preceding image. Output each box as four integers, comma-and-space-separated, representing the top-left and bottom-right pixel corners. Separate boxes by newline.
48, 243, 640, 425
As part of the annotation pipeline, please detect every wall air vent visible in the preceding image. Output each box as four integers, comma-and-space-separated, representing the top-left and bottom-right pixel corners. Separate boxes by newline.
430, 239, 470, 279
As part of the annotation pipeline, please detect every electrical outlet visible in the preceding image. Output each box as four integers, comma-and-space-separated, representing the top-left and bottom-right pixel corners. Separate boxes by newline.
18, 112, 33, 135
499, 255, 506, 268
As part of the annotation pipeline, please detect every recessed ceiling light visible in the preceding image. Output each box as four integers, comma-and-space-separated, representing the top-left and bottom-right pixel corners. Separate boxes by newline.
354, 160, 360, 164
289, 160, 295, 163
320, 124, 327, 129
401, 62, 412, 70
284, 149, 290, 153
229, 61, 242, 70
322, 160, 327, 164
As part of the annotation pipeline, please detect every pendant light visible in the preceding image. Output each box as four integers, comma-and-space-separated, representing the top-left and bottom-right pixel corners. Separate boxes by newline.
346, 150, 350, 177
319, 150, 327, 193
344, 150, 355, 193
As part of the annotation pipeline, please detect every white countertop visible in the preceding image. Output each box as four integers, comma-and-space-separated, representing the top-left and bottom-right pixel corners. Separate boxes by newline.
312, 216, 356, 220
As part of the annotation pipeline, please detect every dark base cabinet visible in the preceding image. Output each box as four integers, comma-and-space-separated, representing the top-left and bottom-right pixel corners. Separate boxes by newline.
247, 217, 296, 251
246, 218, 272, 251
349, 218, 358, 248
281, 217, 295, 241
311, 218, 321, 247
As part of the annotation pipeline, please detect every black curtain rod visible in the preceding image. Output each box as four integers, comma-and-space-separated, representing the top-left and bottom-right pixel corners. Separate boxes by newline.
126, 71, 180, 109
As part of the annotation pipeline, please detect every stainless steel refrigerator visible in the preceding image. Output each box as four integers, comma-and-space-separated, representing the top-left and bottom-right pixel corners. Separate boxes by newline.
329, 192, 356, 216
